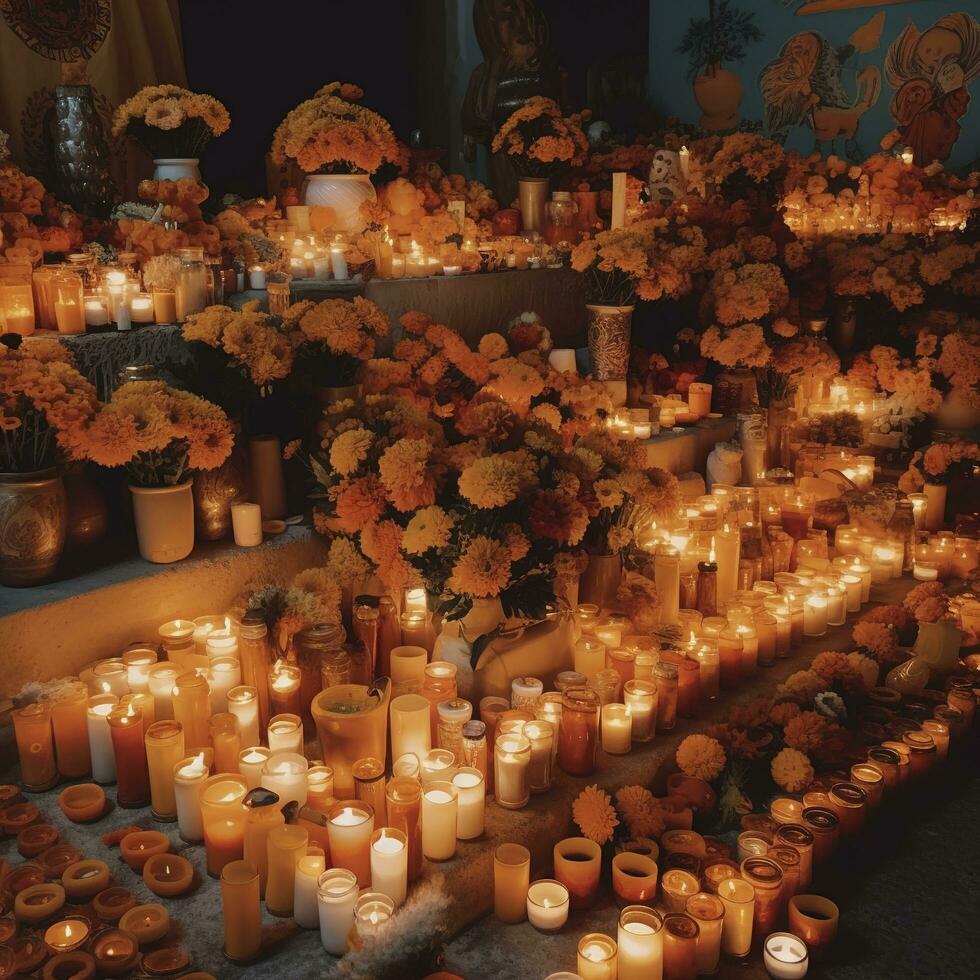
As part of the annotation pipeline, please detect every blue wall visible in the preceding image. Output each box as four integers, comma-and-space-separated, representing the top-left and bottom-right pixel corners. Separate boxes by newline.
649, 0, 979, 168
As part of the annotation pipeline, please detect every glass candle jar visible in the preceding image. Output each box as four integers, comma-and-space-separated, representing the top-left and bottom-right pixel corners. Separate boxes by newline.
686, 892, 724, 976
717, 627, 742, 689
578, 933, 618, 980
802, 807, 839, 865
740, 856, 784, 948
200, 774, 249, 877
523, 720, 554, 793
661, 869, 699, 913
592, 669, 622, 706
617, 906, 663, 980
494, 732, 531, 809
653, 663, 678, 732
662, 913, 699, 980
623, 680, 657, 742
827, 782, 867, 835
557, 689, 601, 777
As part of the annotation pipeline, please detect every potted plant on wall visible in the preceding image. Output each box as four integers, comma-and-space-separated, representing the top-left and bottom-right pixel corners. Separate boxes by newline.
677, 0, 760, 131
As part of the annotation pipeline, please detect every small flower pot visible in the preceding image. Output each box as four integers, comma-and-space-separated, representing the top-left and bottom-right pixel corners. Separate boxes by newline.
130, 480, 194, 563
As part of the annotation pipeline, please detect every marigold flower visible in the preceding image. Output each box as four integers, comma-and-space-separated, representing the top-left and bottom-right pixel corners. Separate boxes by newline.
676, 734, 726, 781
402, 506, 454, 555
572, 784, 618, 845
771, 748, 814, 793
446, 536, 511, 597
615, 785, 665, 838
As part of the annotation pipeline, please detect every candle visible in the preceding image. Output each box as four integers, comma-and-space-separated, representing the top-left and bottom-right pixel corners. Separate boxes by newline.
601, 703, 633, 755
208, 658, 241, 714
294, 848, 326, 928
142, 853, 194, 897
421, 782, 458, 860
209, 712, 242, 775
107, 705, 150, 808
492, 843, 531, 923
265, 824, 309, 917
56, 783, 106, 823
714, 525, 740, 603
718, 876, 755, 957
353, 890, 394, 943
328, 801, 374, 886
330, 246, 348, 280
557, 688, 601, 776
226, 686, 260, 747
119, 830, 170, 874
146, 663, 180, 721
662, 868, 700, 913
261, 751, 309, 806
390, 254, 406, 279
11, 702, 57, 791
61, 859, 111, 903
143, 719, 185, 821
17, 822, 58, 857
526, 879, 570, 932
574, 637, 607, 682
172, 752, 209, 842
554, 837, 602, 910
447, 766, 485, 840
317, 868, 358, 955
231, 502, 263, 547
267, 713, 303, 754
764, 932, 809, 979
353, 756, 387, 817
90, 927, 140, 975
494, 732, 530, 809
390, 693, 432, 760
578, 933, 618, 980
391, 643, 429, 690
268, 661, 302, 717
787, 895, 838, 960
370, 828, 408, 907
200, 774, 249, 876
386, 777, 423, 884
612, 852, 659, 904
84, 297, 109, 325
130, 294, 154, 323
618, 906, 663, 980
172, 671, 211, 752
803, 595, 827, 637
37, 845, 82, 880
49, 682, 91, 779
688, 382, 712, 418
687, 892, 725, 976
85, 694, 118, 784
220, 861, 262, 962
238, 745, 270, 789
93, 885, 136, 923
624, 679, 657, 742
655, 545, 681, 625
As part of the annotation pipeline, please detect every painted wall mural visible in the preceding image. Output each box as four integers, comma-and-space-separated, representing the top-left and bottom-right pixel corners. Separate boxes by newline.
648, 1, 980, 168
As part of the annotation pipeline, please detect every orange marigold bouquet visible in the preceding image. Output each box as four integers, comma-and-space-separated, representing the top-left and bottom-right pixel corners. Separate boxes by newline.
270, 83, 401, 175
490, 98, 589, 179
82, 381, 233, 487
0, 338, 99, 471
296, 296, 390, 387
112, 85, 230, 159
898, 438, 980, 492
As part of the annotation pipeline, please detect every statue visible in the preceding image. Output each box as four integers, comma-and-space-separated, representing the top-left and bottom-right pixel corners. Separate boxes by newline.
461, 0, 564, 207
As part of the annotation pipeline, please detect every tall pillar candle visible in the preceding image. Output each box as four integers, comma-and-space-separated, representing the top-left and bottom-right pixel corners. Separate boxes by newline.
327, 801, 374, 887
208, 657, 241, 715
523, 720, 554, 793
107, 705, 150, 807
370, 828, 408, 907
226, 687, 260, 747
386, 777, 423, 883
50, 682, 91, 779
174, 752, 209, 842
714, 526, 740, 604
11, 701, 57, 791
421, 781, 458, 860
265, 824, 309, 917
494, 732, 531, 809
574, 638, 607, 683
144, 720, 185, 821
221, 861, 262, 963
86, 694, 119, 784
390, 694, 431, 760
248, 435, 287, 520
494, 843, 530, 923
390, 645, 429, 693
261, 751, 309, 806
172, 671, 211, 752
209, 713, 242, 774
317, 868, 358, 955
123, 647, 157, 695
294, 848, 326, 928
242, 794, 285, 897
238, 746, 271, 790
146, 663, 180, 721
452, 767, 486, 839
200, 774, 249, 876
655, 546, 681, 626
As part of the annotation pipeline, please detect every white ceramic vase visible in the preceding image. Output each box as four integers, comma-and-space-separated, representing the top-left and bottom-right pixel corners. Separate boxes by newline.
302, 173, 376, 232
130, 480, 194, 563
152, 158, 201, 182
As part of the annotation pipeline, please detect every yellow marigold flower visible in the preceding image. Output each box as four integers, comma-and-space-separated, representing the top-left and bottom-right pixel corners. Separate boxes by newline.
446, 535, 511, 598
769, 701, 801, 726
457, 454, 521, 508
810, 651, 851, 681
675, 734, 726, 782
615, 785, 665, 839
852, 621, 897, 659
478, 333, 509, 360
145, 97, 184, 131
783, 711, 833, 753
846, 652, 879, 689
329, 428, 373, 476
325, 535, 371, 585
572, 784, 618, 845
529, 403, 562, 431
593, 478, 624, 510
402, 506, 454, 555
777, 669, 829, 703
771, 748, 814, 793
378, 437, 437, 511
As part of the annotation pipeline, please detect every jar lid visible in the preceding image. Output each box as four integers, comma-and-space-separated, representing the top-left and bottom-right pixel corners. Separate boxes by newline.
462, 720, 486, 739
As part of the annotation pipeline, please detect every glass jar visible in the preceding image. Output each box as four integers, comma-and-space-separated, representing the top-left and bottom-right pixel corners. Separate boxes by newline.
175, 246, 208, 320
801, 807, 839, 865
660, 652, 699, 718
717, 626, 742, 690
773, 824, 814, 890
740, 856, 784, 949
461, 720, 488, 781
608, 647, 635, 689
827, 782, 867, 835
436, 698, 472, 760
352, 599, 380, 685
623, 679, 658, 742
294, 623, 347, 733
494, 732, 531, 809
53, 272, 85, 335
653, 662, 678, 732
592, 668, 621, 706
422, 662, 458, 742
887, 500, 916, 572
662, 912, 699, 979
768, 844, 801, 901
320, 650, 353, 690
901, 730, 936, 779
545, 191, 578, 248
556, 688, 600, 777
693, 640, 720, 701
206, 255, 225, 306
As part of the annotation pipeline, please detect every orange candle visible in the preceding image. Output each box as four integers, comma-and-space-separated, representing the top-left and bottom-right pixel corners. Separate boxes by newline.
554, 837, 602, 910
661, 652, 700, 718
209, 713, 242, 774
49, 683, 91, 779
200, 774, 248, 877
612, 852, 658, 904
142, 853, 194, 898
107, 705, 150, 808
385, 777, 423, 883
557, 689, 601, 777
221, 860, 262, 963
172, 671, 211, 752
119, 832, 169, 873
11, 703, 57, 791
57, 783, 106, 823
327, 801, 374, 888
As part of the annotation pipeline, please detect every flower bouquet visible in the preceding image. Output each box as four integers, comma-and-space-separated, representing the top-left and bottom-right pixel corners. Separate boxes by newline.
83, 380, 232, 562
296, 296, 390, 389
112, 85, 230, 159
490, 98, 589, 180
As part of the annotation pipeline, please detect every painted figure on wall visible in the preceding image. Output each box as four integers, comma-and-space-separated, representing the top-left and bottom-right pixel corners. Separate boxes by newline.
461, 0, 564, 206
760, 14, 884, 159
884, 12, 980, 166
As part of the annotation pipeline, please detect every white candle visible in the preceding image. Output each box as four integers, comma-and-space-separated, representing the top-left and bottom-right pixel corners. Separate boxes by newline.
522, 720, 554, 793
311, 255, 331, 280
841, 574, 862, 613
574, 638, 606, 682
238, 746, 271, 790
825, 585, 846, 626
330, 247, 348, 281
913, 561, 939, 582
510, 676, 543, 711
389, 645, 429, 691
93, 660, 130, 697
548, 348, 577, 373
714, 525, 740, 603
419, 748, 456, 785
262, 751, 308, 806
226, 686, 260, 747
231, 502, 263, 547
208, 656, 241, 714
803, 595, 827, 637
267, 713, 303, 754
248, 267, 266, 290
111, 290, 132, 331
317, 868, 358, 955
526, 879, 570, 932
763, 932, 809, 979
390, 693, 431, 761
123, 648, 157, 694
623, 680, 657, 742
131, 294, 154, 323
370, 828, 408, 907
678, 145, 691, 183
451, 767, 485, 840
421, 782, 458, 860
294, 850, 326, 929
173, 751, 209, 842
86, 694, 118, 784
494, 733, 531, 809
618, 908, 663, 980
602, 703, 632, 755
849, 560, 872, 603
146, 663, 180, 721
83, 299, 109, 326
443, 264, 462, 276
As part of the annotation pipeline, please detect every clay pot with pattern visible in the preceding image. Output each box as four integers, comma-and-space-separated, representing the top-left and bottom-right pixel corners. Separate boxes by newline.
0, 469, 67, 586
586, 304, 634, 381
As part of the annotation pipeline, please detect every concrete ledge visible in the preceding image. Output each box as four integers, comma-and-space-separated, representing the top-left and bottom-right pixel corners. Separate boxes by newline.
0, 526, 327, 697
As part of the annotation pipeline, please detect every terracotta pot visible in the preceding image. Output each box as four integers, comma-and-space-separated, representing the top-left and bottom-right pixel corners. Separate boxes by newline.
302, 173, 376, 233
130, 480, 194, 564
693, 65, 744, 131
0, 469, 67, 586
517, 177, 549, 233
63, 465, 107, 550
586, 304, 634, 381
579, 552, 622, 607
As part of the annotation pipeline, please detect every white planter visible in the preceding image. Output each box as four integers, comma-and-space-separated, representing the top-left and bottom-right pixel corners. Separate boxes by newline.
152, 158, 201, 182
923, 482, 947, 532
302, 174, 376, 232
130, 480, 194, 563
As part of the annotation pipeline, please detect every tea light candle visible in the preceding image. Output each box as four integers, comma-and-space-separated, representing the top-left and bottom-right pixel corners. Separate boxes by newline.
317, 867, 358, 955
226, 686, 260, 747
17, 822, 58, 858
93, 886, 136, 923
90, 928, 140, 976
803, 595, 827, 636
764, 932, 809, 979
14, 882, 65, 924
601, 703, 633, 755
421, 781, 458, 860
86, 694, 118, 784
231, 502, 263, 547
1, 800, 39, 836
370, 828, 408, 907
327, 801, 374, 886
526, 879, 569, 932
37, 844, 82, 880
119, 831, 170, 872
294, 848, 326, 928
618, 906, 663, 980
118, 903, 170, 944
61, 858, 110, 901
140, 853, 193, 898
238, 746, 271, 790
267, 713, 303, 754
578, 933, 618, 980
554, 837, 602, 910
57, 783, 105, 823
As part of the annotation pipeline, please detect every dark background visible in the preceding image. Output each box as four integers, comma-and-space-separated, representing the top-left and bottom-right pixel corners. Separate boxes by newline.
179, 0, 649, 199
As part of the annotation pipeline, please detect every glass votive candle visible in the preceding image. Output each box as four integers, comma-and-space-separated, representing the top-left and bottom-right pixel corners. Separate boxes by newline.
764, 932, 809, 979
623, 680, 657, 742
741, 856, 784, 948
353, 891, 394, 943
686, 892, 724, 976
737, 830, 772, 862
660, 869, 699, 913
421, 782, 457, 861
787, 895, 838, 960
718, 876, 755, 958
663, 913, 699, 980
493, 843, 530, 923
526, 879, 569, 933
554, 837, 601, 910
494, 732, 530, 809
770, 797, 804, 825
577, 933, 618, 980
611, 852, 658, 905
617, 905, 663, 980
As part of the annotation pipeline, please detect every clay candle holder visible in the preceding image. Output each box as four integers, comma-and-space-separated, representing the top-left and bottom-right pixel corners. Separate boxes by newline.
37, 846, 82, 880
42, 914, 91, 954
0, 802, 39, 836
0, 916, 15, 943
118, 903, 170, 944
61, 861, 109, 902
142, 946, 191, 974
553, 837, 602, 910
8, 935, 47, 975
90, 928, 140, 976
16, 824, 58, 859
119, 831, 169, 872
41, 951, 97, 980
57, 785, 106, 824
142, 854, 194, 898
0, 786, 22, 809
3, 863, 45, 895
787, 894, 838, 960
14, 882, 66, 925
611, 852, 659, 905
92, 886, 136, 923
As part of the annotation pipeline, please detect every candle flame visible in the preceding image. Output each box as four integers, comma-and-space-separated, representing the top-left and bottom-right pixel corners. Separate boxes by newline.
709, 542, 716, 562
101, 681, 111, 694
